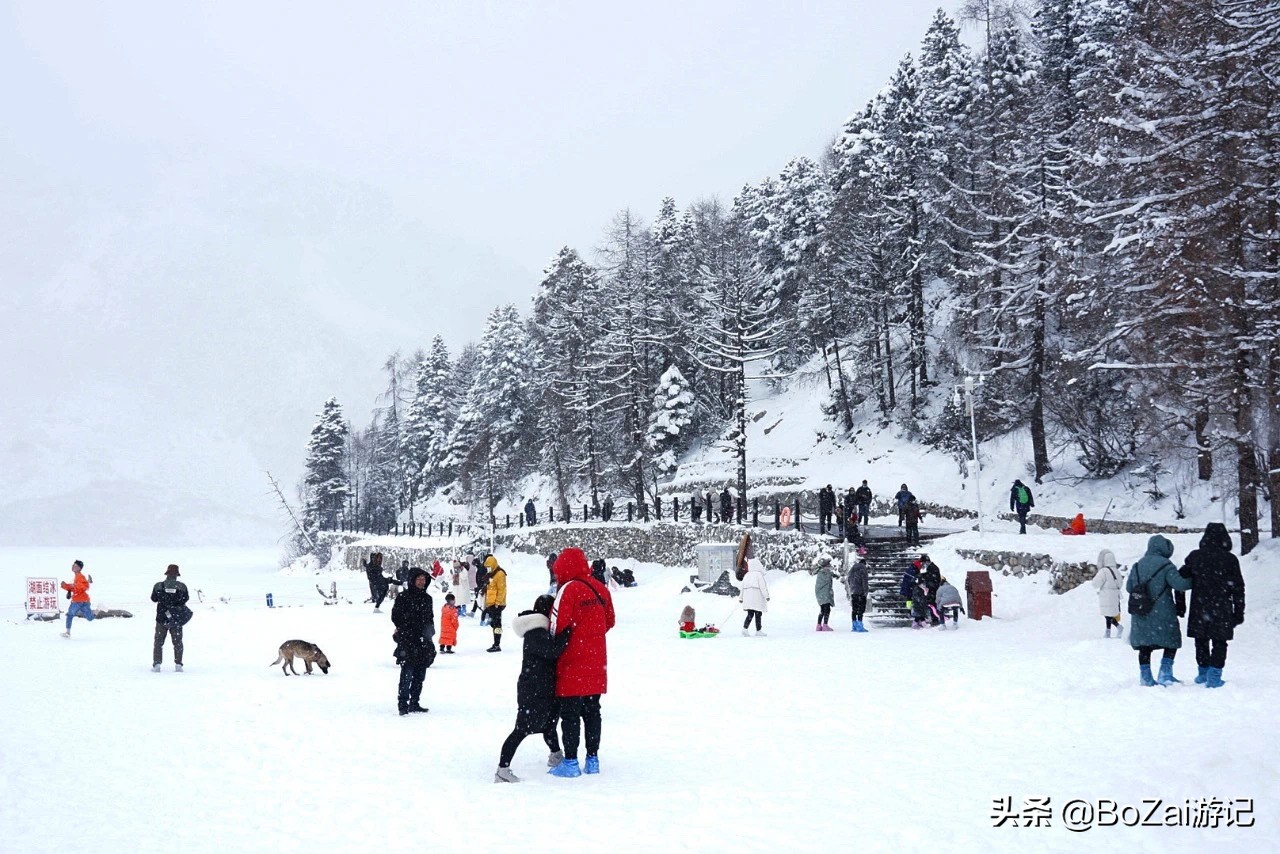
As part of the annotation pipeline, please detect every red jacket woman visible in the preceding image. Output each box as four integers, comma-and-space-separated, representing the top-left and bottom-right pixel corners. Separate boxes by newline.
549, 547, 616, 776
551, 548, 616, 697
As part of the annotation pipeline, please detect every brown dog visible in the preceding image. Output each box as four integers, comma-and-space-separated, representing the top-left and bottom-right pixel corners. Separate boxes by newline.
270, 640, 331, 675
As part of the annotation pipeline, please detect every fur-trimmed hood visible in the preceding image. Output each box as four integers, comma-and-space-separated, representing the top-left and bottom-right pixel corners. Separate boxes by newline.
513, 611, 550, 638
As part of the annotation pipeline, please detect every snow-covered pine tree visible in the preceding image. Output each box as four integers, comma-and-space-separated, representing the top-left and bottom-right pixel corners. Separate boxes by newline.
360, 414, 401, 532
402, 335, 453, 511
645, 364, 695, 480
531, 247, 605, 517
442, 304, 535, 524
687, 214, 784, 506
302, 397, 350, 532
1085, 0, 1274, 552
597, 210, 664, 518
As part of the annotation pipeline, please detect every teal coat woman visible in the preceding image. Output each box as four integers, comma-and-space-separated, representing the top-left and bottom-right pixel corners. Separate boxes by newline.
1126, 535, 1192, 650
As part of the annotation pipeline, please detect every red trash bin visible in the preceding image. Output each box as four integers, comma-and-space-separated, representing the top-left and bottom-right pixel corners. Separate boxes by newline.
966, 570, 993, 620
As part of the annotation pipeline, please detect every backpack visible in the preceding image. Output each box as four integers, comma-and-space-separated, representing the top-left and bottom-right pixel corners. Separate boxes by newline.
1127, 571, 1160, 616
1015, 486, 1030, 506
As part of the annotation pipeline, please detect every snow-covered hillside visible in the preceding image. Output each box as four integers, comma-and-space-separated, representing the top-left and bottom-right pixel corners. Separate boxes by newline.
2, 537, 1275, 851
492, 366, 1272, 539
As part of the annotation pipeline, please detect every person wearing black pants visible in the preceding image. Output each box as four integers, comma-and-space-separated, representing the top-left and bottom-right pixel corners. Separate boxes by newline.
850, 594, 867, 625
559, 694, 602, 762
1180, 522, 1246, 688
743, 609, 763, 632
818, 603, 832, 627
392, 568, 435, 715
495, 596, 570, 782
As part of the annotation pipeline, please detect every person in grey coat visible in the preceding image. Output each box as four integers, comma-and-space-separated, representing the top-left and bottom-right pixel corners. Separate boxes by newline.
845, 558, 869, 632
813, 557, 835, 631
1126, 535, 1192, 686
934, 578, 964, 630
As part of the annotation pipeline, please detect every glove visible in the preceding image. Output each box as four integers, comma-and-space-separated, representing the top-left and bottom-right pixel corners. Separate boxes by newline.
1176, 601, 1186, 618
1234, 614, 1244, 627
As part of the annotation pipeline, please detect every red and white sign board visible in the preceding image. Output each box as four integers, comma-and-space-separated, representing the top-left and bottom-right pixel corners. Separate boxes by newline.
26, 577, 60, 616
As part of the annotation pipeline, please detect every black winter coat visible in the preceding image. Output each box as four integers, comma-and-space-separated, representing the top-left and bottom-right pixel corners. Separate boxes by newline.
392, 578, 436, 660
512, 611, 572, 730
855, 485, 873, 504
363, 558, 388, 586
1181, 524, 1246, 641
719, 490, 732, 518
819, 488, 833, 512
151, 580, 190, 623
921, 564, 942, 603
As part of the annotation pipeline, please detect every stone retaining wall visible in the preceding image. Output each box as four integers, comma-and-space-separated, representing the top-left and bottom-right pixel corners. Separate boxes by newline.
956, 548, 1103, 594
999, 512, 1193, 535
321, 523, 843, 575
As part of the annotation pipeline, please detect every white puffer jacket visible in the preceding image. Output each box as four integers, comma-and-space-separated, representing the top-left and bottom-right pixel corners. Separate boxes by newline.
740, 563, 770, 613
1091, 549, 1124, 617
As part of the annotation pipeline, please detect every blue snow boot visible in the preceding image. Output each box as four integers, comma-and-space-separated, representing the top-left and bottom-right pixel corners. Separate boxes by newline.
548, 758, 582, 778
584, 755, 600, 774
1157, 658, 1181, 686
855, 620, 868, 632
1139, 664, 1156, 687
1194, 666, 1208, 684
1206, 667, 1225, 688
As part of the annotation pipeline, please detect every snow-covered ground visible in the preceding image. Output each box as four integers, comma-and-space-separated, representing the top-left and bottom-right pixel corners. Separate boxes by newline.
2, 539, 1276, 852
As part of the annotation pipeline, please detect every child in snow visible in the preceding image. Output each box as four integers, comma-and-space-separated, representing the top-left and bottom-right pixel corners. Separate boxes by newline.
904, 499, 924, 546
494, 595, 571, 783
845, 557, 870, 632
814, 556, 835, 631
935, 577, 964, 630
911, 577, 931, 629
1061, 513, 1087, 536
439, 593, 460, 653
679, 605, 696, 634
1091, 549, 1124, 639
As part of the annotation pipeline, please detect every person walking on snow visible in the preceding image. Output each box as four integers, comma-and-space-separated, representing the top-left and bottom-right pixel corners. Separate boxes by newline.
549, 547, 616, 778
60, 560, 93, 638
150, 564, 189, 671
391, 568, 436, 715
362, 552, 391, 612
1010, 480, 1034, 534
1127, 535, 1191, 687
813, 556, 835, 631
1091, 550, 1125, 639
494, 595, 572, 782
845, 556, 870, 632
1179, 522, 1246, 688
894, 485, 914, 527
855, 480, 873, 528
524, 499, 537, 527
739, 558, 770, 636
483, 555, 508, 652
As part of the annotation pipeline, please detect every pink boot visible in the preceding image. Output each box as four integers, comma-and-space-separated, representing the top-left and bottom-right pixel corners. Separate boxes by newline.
822, 624, 834, 632
815, 623, 823, 632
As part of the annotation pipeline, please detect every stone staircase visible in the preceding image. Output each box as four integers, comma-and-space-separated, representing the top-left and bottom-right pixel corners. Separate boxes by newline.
855, 529, 948, 627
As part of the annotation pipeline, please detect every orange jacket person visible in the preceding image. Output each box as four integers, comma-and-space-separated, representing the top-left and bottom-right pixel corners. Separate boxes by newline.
439, 594, 460, 653
60, 560, 94, 638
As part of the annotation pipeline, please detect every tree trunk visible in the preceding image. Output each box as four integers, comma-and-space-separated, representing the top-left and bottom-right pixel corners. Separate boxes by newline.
1030, 239, 1052, 483
883, 298, 896, 410
736, 357, 748, 507
831, 338, 855, 433
1194, 408, 1213, 481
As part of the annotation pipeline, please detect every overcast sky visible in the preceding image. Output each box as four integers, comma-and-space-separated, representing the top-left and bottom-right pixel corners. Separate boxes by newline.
0, 0, 964, 544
